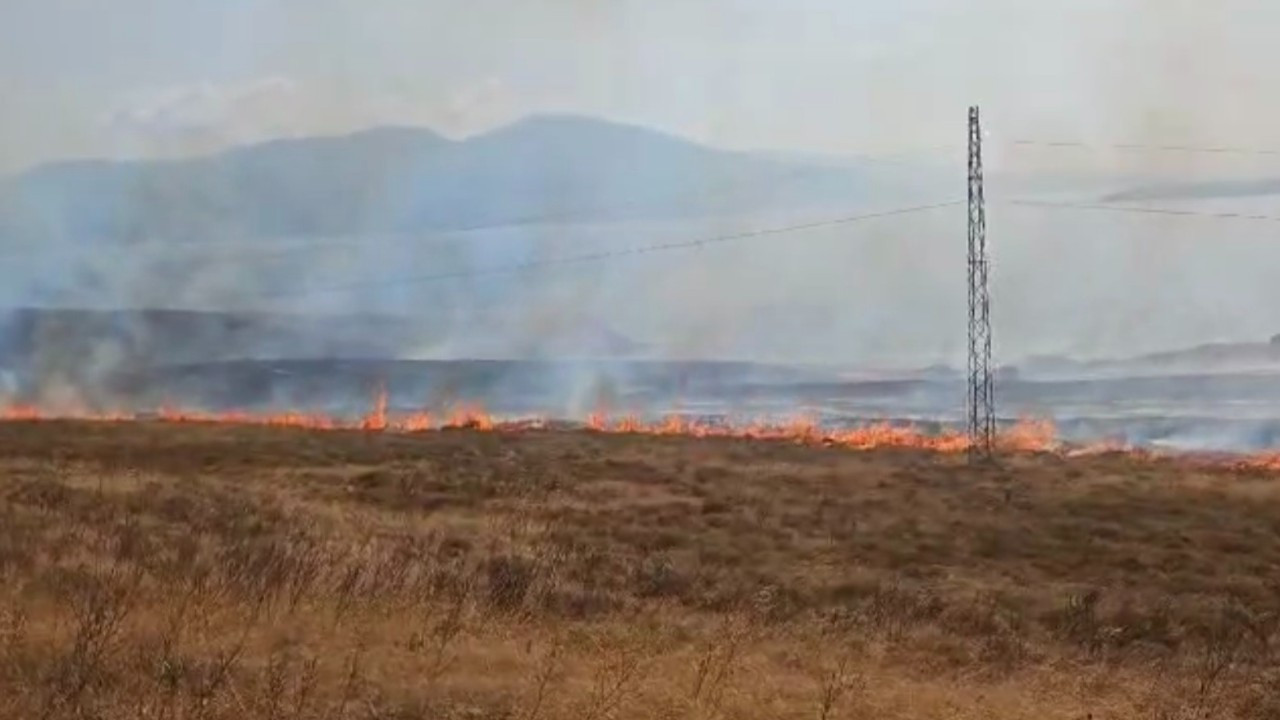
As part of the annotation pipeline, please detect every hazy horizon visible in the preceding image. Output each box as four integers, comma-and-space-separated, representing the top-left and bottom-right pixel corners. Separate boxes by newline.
3, 2, 1279, 170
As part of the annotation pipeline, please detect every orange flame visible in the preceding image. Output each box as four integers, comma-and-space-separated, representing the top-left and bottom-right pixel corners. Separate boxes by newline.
577, 408, 1052, 454
2, 404, 44, 421
997, 417, 1058, 452
6, 387, 1280, 472
360, 385, 389, 431
444, 403, 494, 431
1228, 452, 1280, 473
399, 410, 435, 432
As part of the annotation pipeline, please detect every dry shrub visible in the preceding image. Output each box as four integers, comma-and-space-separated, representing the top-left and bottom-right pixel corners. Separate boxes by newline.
4, 421, 1280, 719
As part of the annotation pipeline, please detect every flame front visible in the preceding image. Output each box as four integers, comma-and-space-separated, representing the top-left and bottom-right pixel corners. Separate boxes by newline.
4, 387, 1279, 471
360, 385, 389, 431
584, 413, 1053, 454
1, 391, 1053, 454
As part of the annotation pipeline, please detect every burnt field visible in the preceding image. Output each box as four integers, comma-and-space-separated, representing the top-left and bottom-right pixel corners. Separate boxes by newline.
8, 307, 1280, 451
31, 353, 1280, 451
2, 422, 1280, 719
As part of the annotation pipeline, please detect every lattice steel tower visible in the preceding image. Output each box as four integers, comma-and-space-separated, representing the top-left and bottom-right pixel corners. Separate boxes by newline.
967, 105, 995, 459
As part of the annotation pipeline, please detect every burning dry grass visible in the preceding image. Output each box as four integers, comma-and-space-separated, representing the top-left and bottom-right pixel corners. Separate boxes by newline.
2, 421, 1280, 719
1, 389, 1056, 455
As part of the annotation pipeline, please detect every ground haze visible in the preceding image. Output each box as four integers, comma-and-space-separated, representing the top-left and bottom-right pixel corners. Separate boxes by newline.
2, 421, 1279, 719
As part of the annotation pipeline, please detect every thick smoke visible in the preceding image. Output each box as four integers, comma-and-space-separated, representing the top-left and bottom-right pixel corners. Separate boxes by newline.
1, 2, 1280, 450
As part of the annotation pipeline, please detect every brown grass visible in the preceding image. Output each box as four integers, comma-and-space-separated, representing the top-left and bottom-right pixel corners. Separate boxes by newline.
2, 420, 1280, 718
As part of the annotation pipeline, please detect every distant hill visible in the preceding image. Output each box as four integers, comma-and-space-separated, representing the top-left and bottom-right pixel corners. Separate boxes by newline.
1021, 336, 1280, 379
1102, 177, 1280, 202
0, 115, 878, 246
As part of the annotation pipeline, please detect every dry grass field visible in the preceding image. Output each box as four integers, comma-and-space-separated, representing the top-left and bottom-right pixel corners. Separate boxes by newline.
2, 420, 1279, 719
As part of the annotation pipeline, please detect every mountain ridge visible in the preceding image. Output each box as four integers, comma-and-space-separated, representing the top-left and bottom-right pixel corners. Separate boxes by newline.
0, 114, 864, 246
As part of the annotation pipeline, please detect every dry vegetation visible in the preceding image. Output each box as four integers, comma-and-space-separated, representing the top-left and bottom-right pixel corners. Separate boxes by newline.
2, 421, 1280, 719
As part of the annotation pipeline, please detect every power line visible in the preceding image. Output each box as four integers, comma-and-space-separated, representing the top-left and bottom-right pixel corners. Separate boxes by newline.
1003, 198, 1280, 224
0, 147, 963, 268
257, 200, 963, 299
1010, 139, 1280, 157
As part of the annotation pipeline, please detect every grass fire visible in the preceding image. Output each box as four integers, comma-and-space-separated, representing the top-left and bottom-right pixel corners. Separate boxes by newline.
1, 387, 1060, 453
10, 389, 1280, 475
3, 4, 1279, 718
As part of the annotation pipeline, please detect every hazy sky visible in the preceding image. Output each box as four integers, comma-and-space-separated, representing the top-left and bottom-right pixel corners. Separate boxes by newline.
3, 0, 1280, 173
4, 0, 1280, 364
